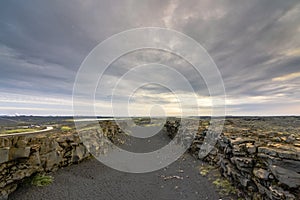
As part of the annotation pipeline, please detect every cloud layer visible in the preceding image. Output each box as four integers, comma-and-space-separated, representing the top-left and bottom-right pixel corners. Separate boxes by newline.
0, 0, 299, 116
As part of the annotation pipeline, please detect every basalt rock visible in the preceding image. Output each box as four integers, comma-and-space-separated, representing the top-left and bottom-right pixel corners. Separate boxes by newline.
0, 120, 129, 198
268, 165, 300, 188
0, 131, 91, 198
168, 117, 300, 199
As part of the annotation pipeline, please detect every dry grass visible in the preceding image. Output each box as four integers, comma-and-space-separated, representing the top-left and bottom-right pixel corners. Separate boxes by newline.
199, 165, 215, 176
213, 178, 237, 195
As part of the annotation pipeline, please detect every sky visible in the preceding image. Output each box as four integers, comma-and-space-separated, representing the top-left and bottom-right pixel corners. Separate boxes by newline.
0, 0, 300, 116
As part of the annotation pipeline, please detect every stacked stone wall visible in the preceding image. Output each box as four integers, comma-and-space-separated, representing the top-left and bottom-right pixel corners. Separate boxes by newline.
165, 119, 300, 200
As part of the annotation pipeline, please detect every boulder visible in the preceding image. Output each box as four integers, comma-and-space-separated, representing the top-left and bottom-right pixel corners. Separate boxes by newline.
9, 147, 31, 160
258, 147, 299, 160
231, 157, 254, 169
40, 151, 62, 171
230, 137, 255, 145
11, 168, 35, 181
0, 147, 10, 164
15, 136, 28, 148
253, 168, 270, 180
246, 143, 257, 154
269, 165, 300, 188
71, 145, 87, 163
232, 145, 247, 156
270, 159, 300, 173
0, 138, 11, 147
27, 152, 41, 167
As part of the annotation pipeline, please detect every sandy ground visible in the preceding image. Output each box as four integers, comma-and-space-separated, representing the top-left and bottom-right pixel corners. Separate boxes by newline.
9, 128, 231, 200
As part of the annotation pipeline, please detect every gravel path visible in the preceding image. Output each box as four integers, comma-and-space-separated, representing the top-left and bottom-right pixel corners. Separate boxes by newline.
9, 128, 226, 200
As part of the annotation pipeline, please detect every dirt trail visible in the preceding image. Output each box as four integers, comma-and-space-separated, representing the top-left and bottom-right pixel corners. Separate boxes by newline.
9, 128, 227, 200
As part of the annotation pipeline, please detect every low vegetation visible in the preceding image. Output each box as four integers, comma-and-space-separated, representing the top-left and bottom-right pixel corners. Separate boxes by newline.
199, 165, 215, 176
213, 178, 238, 196
30, 174, 54, 187
198, 164, 238, 196
60, 126, 72, 132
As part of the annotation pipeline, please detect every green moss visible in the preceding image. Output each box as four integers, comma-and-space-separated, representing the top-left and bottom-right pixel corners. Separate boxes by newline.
31, 174, 54, 187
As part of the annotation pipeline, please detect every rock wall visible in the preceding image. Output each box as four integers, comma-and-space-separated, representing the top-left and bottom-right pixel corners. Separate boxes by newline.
0, 120, 123, 199
165, 119, 300, 200
0, 131, 90, 199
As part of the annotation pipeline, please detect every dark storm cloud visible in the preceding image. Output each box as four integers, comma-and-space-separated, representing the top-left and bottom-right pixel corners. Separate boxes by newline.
0, 0, 299, 115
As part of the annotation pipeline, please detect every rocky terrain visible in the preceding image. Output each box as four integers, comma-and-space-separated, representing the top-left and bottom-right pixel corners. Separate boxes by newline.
166, 117, 300, 199
0, 117, 299, 199
0, 130, 89, 199
9, 127, 224, 200
0, 120, 127, 199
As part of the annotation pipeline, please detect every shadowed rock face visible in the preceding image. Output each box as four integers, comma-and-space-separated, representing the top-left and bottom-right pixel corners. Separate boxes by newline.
165, 117, 300, 200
